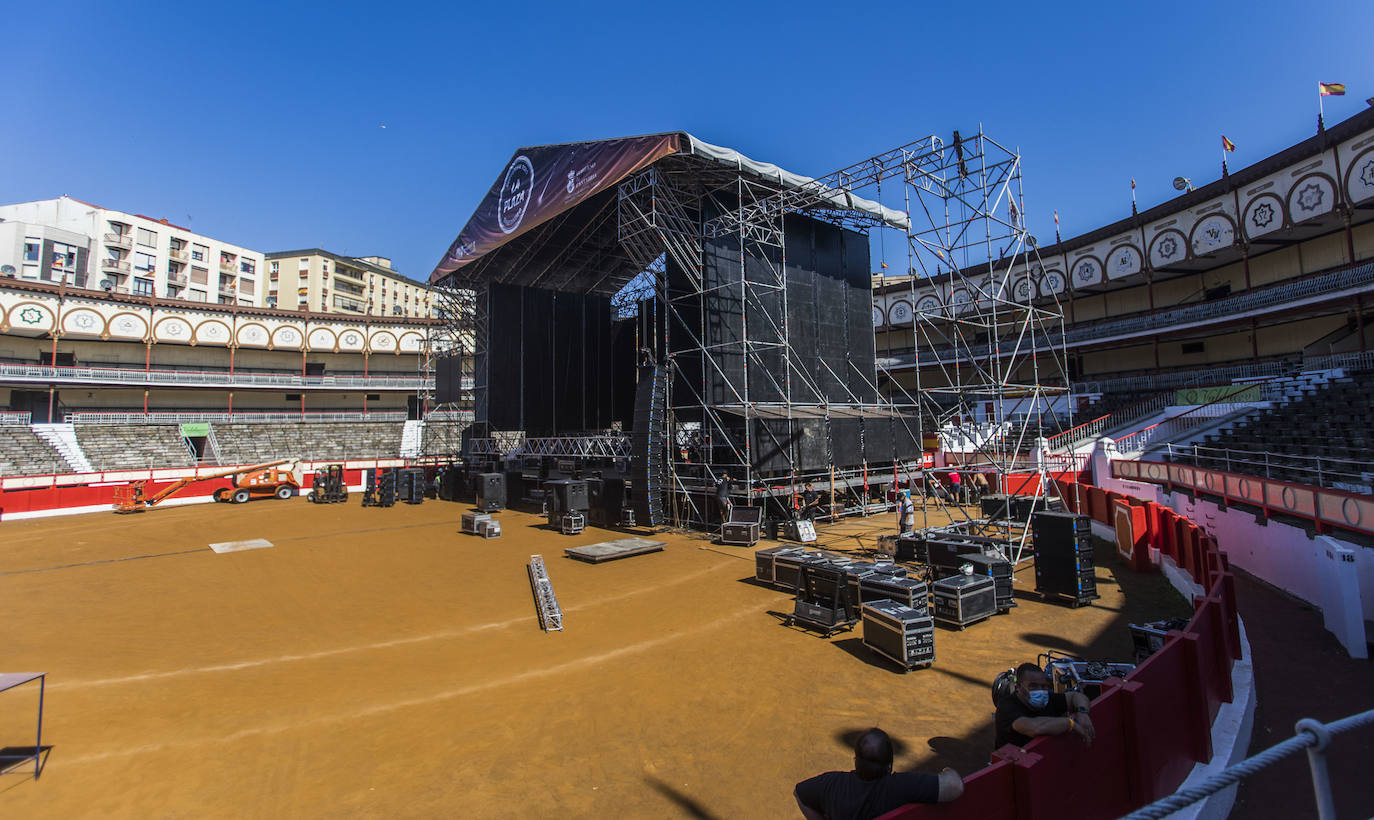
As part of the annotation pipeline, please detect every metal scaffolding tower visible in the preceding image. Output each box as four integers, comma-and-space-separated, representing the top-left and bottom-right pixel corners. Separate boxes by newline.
418, 282, 477, 458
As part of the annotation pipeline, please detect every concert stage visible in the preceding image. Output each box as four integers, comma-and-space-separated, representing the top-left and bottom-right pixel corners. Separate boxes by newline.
428, 129, 1062, 530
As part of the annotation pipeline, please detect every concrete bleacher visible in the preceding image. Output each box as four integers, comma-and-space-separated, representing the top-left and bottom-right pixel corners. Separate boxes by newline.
74, 424, 198, 471
0, 428, 73, 476
420, 421, 467, 456
211, 421, 405, 464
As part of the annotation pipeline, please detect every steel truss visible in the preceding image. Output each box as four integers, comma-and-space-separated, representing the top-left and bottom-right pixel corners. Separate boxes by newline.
467, 434, 632, 459
418, 281, 478, 458
878, 129, 1071, 557
616, 127, 1068, 536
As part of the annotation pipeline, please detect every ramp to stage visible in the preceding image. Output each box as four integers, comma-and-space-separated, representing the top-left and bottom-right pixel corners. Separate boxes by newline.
564, 537, 666, 564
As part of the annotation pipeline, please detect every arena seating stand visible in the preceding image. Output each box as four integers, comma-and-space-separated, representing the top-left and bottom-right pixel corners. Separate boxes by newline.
1178, 371, 1374, 489
0, 429, 72, 476
74, 424, 197, 471
211, 421, 404, 464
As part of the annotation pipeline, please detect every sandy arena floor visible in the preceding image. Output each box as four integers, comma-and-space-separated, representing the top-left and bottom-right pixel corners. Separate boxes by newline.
0, 498, 1187, 818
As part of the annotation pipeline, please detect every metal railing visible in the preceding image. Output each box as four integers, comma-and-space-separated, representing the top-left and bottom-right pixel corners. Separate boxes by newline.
1071, 359, 1295, 396
66, 410, 408, 424
0, 410, 32, 426
100, 259, 131, 272
1120, 709, 1374, 820
1047, 392, 1171, 452
1113, 402, 1252, 455
0, 362, 442, 391
882, 261, 1374, 370
1165, 442, 1374, 493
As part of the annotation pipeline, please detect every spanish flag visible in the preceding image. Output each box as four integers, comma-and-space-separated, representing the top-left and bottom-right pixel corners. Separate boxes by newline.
1319, 82, 1346, 96
1222, 135, 1236, 152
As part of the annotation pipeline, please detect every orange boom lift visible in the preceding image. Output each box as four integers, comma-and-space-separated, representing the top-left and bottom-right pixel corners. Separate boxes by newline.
112, 460, 302, 513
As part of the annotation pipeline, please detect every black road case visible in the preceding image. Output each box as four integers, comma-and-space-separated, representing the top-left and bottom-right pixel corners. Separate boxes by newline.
861, 599, 936, 670
931, 574, 997, 629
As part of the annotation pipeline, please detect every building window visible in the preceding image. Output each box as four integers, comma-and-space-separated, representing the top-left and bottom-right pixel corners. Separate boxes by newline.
136, 227, 157, 247
134, 251, 156, 272
285, 394, 301, 401
50, 242, 78, 278
133, 278, 155, 296
240, 259, 255, 275
270, 260, 279, 274
190, 266, 209, 285
322, 260, 330, 273
191, 243, 207, 262
299, 257, 309, 270
1181, 341, 1205, 354
190, 289, 207, 302
23, 241, 40, 262
167, 285, 182, 298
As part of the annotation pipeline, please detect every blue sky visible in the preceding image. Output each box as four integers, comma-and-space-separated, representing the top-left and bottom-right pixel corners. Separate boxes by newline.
3, 0, 1371, 284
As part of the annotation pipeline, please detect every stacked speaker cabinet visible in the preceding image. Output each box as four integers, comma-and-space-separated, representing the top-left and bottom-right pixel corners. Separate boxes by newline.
476, 472, 506, 512
1032, 511, 1098, 606
862, 599, 936, 670
631, 365, 666, 527
960, 553, 1015, 612
544, 479, 589, 518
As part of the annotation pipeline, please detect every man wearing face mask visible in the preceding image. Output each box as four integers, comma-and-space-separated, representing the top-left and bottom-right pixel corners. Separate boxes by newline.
993, 663, 1095, 750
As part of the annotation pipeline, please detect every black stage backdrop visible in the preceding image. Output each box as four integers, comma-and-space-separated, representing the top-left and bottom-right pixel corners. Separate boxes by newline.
483, 283, 635, 435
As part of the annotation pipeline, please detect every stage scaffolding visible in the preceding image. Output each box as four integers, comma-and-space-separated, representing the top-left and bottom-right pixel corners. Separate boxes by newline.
616, 128, 1069, 538
418, 283, 477, 458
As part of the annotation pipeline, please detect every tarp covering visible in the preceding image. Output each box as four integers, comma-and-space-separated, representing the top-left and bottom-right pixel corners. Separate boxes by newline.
432, 133, 682, 281
430, 131, 911, 284
683, 135, 909, 232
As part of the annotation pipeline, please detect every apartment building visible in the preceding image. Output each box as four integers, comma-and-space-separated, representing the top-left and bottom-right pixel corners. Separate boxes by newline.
263, 249, 434, 318
0, 196, 265, 307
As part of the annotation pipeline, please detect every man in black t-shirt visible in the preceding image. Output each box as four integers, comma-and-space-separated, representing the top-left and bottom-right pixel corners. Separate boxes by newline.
794, 728, 963, 819
993, 663, 1095, 750
799, 482, 822, 520
715, 472, 733, 522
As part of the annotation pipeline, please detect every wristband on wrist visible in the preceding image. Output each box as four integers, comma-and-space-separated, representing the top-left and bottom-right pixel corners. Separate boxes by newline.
1067, 717, 1075, 731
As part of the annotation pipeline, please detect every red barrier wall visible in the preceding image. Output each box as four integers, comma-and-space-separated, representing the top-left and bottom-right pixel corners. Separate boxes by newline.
0, 467, 370, 517
889, 481, 1241, 820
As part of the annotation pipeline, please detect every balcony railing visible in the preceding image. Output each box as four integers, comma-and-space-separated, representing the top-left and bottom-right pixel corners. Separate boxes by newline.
0, 410, 31, 426
882, 260, 1374, 370
0, 362, 467, 391
167, 272, 187, 285
66, 410, 409, 425
219, 261, 237, 273
100, 258, 131, 272
104, 232, 132, 247
168, 248, 189, 262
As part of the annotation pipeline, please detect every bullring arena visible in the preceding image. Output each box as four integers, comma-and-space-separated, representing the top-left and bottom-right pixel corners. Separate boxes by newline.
0, 497, 1186, 818
3, 100, 1374, 820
